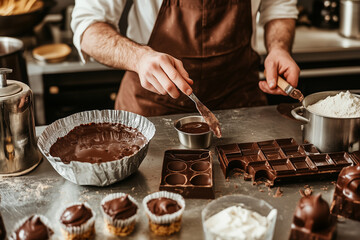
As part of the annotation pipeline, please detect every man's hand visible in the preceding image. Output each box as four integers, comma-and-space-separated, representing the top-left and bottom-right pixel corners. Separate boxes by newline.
81, 22, 193, 99
259, 18, 300, 95
259, 47, 300, 95
137, 48, 193, 98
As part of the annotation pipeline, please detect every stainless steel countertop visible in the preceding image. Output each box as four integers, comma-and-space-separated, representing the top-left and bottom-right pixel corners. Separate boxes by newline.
1, 106, 359, 240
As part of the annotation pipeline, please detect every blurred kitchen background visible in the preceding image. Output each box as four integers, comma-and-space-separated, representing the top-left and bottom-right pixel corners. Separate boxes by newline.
1, 0, 360, 125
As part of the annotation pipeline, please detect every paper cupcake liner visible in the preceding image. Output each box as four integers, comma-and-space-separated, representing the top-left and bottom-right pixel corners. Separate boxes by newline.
37, 110, 156, 186
100, 193, 139, 228
143, 191, 185, 225
58, 202, 96, 236
9, 215, 54, 240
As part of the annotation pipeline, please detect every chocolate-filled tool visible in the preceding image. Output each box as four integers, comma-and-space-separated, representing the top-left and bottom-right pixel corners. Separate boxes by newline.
159, 149, 215, 199
216, 138, 360, 186
264, 70, 304, 102
330, 165, 360, 221
187, 93, 222, 138
174, 116, 213, 149
289, 194, 336, 240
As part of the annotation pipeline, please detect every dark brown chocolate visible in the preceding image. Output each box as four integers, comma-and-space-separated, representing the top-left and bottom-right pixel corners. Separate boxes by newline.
178, 122, 210, 134
14, 216, 53, 240
330, 165, 360, 221
60, 204, 93, 227
289, 194, 336, 240
159, 149, 215, 199
216, 138, 359, 186
102, 195, 137, 220
0, 212, 5, 240
147, 197, 181, 216
49, 122, 147, 164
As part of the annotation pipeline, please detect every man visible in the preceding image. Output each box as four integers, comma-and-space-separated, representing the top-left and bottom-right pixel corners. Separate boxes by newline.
72, 0, 300, 116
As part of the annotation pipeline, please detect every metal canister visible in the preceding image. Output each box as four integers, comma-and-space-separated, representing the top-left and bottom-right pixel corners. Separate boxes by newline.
0, 68, 41, 176
339, 0, 360, 39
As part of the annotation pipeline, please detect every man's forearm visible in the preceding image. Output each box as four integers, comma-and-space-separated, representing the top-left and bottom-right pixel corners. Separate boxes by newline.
81, 22, 149, 72
264, 19, 296, 53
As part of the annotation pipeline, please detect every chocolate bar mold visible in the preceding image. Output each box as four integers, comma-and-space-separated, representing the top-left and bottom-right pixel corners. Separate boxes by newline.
216, 138, 360, 186
160, 149, 214, 199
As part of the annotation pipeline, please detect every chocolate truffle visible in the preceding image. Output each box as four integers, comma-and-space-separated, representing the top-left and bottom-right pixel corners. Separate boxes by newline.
60, 204, 93, 227
0, 212, 5, 240
330, 165, 360, 221
13, 215, 53, 240
147, 197, 181, 216
289, 194, 336, 240
178, 122, 210, 134
102, 194, 138, 220
50, 122, 147, 164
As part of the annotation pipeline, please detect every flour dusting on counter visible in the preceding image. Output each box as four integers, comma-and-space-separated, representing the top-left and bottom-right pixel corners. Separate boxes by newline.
307, 91, 360, 118
204, 205, 269, 240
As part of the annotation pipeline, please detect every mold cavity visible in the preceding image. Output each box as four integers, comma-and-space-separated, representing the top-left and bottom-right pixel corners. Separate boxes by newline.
167, 161, 187, 172
165, 173, 187, 185
191, 161, 210, 172
190, 174, 211, 186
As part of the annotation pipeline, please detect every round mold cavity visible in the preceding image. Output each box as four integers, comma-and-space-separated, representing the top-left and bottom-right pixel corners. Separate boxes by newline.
167, 161, 187, 172
190, 174, 211, 186
190, 161, 210, 172
165, 173, 187, 185
199, 152, 210, 159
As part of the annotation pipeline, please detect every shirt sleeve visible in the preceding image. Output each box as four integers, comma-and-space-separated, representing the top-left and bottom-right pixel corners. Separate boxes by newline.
259, 0, 299, 26
71, 0, 126, 63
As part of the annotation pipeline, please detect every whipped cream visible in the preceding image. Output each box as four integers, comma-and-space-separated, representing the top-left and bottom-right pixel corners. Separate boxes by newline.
307, 91, 360, 118
204, 205, 269, 240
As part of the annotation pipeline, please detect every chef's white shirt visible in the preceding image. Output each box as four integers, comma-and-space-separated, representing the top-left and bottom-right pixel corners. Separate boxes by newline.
72, 0, 298, 62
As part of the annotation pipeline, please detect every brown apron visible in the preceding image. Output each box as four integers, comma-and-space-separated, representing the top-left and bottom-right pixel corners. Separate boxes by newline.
115, 0, 267, 116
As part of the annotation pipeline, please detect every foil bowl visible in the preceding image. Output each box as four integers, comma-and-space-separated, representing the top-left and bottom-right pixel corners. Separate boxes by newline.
37, 110, 156, 186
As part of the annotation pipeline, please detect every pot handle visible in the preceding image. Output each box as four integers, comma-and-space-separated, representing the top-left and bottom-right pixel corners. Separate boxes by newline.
291, 106, 309, 123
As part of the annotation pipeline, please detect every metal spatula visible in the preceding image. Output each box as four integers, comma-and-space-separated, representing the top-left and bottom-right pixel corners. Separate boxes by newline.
188, 93, 222, 138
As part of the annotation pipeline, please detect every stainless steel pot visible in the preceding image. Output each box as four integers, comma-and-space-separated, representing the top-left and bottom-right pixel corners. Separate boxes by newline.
0, 37, 28, 85
339, 0, 360, 39
291, 91, 360, 153
0, 68, 41, 176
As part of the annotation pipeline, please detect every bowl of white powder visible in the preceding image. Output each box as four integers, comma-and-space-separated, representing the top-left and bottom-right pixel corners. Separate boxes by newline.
201, 194, 277, 240
291, 90, 360, 152
306, 91, 360, 118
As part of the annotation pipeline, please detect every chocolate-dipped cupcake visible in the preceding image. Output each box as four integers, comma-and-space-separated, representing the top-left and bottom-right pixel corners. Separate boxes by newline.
101, 193, 139, 236
9, 215, 53, 240
143, 191, 185, 236
59, 202, 95, 240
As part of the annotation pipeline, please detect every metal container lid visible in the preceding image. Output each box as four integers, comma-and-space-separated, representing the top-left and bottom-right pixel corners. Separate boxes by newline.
0, 68, 22, 97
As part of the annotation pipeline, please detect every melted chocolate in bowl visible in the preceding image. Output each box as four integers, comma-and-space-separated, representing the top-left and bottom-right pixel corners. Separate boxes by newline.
49, 123, 147, 164
178, 122, 210, 134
